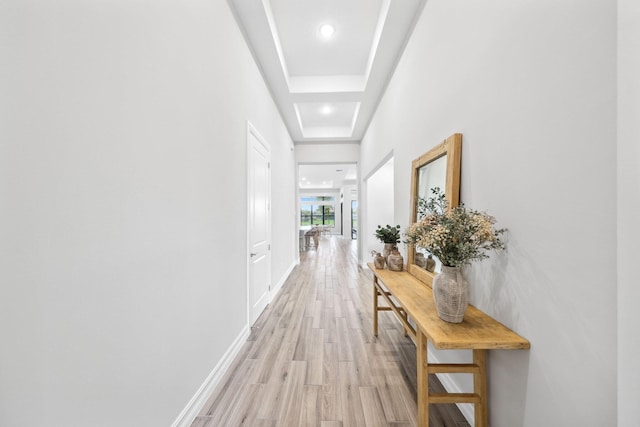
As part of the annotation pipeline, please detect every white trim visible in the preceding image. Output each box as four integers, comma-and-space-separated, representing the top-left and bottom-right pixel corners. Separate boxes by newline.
362, 150, 393, 181
294, 140, 361, 146
171, 325, 250, 427
271, 260, 296, 296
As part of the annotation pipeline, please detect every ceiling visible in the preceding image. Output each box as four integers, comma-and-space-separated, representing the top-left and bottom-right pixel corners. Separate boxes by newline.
229, 0, 427, 144
299, 163, 357, 190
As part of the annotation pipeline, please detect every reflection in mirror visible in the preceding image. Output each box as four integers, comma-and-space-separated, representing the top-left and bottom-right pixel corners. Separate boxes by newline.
418, 154, 447, 202
407, 134, 462, 286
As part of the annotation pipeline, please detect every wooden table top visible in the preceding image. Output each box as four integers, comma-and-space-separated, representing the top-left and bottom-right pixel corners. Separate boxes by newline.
368, 263, 530, 350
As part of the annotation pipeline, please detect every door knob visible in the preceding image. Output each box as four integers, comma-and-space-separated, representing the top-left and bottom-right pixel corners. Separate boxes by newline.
250, 252, 257, 257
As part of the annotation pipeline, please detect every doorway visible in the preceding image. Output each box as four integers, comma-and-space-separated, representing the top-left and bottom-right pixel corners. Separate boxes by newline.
247, 122, 271, 326
297, 163, 358, 240
364, 157, 394, 256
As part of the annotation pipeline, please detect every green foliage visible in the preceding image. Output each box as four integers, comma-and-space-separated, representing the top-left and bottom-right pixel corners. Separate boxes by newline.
375, 224, 402, 244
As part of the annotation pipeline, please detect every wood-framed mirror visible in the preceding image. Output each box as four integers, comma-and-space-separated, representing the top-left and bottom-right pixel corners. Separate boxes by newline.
407, 133, 462, 286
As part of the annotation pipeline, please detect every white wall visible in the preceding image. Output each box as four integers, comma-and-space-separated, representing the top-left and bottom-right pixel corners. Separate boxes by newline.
617, 0, 640, 425
364, 158, 395, 261
361, 1, 617, 425
295, 142, 360, 164
0, 1, 296, 426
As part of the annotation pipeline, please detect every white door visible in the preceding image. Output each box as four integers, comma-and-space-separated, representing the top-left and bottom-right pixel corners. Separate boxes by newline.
247, 123, 271, 325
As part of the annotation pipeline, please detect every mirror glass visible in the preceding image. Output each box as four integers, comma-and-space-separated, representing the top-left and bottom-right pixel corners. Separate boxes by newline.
407, 134, 462, 285
418, 154, 447, 201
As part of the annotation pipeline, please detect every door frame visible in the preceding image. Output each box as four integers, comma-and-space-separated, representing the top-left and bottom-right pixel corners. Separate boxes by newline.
246, 121, 272, 326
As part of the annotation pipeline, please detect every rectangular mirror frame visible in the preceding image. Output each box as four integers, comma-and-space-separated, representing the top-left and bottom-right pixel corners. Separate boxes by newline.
407, 133, 462, 286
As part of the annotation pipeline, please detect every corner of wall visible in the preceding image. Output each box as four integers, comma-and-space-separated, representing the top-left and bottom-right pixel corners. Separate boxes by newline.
171, 325, 250, 427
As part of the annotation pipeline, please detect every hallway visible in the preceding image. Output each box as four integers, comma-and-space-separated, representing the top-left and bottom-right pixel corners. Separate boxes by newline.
193, 236, 469, 426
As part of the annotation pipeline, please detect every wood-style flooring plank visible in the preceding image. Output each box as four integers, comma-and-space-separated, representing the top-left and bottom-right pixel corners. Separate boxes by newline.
341, 384, 367, 427
305, 328, 324, 386
299, 385, 322, 427
359, 386, 388, 427
276, 360, 308, 425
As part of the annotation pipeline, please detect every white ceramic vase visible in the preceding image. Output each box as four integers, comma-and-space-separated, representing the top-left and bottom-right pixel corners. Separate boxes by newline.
432, 265, 469, 323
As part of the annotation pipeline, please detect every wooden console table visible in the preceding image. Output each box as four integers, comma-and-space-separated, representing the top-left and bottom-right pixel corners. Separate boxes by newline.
368, 263, 530, 427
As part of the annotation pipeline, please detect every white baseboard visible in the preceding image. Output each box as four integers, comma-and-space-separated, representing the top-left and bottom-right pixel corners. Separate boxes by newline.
430, 353, 475, 426
272, 260, 296, 296
171, 325, 250, 427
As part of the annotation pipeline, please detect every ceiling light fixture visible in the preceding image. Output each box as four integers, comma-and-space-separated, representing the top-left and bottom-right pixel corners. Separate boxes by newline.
321, 105, 333, 115
319, 23, 335, 39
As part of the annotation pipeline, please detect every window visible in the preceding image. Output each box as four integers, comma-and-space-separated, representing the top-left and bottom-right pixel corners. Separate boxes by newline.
312, 205, 324, 225
301, 196, 335, 203
300, 196, 335, 227
323, 205, 335, 226
300, 205, 312, 226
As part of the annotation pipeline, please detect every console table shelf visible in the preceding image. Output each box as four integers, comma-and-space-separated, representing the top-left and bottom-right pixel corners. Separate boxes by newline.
368, 263, 529, 427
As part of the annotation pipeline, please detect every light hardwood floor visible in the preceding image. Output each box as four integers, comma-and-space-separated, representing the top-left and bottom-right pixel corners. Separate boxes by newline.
193, 236, 470, 427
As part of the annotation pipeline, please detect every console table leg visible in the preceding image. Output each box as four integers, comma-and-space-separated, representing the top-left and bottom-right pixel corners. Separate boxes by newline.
373, 276, 379, 337
403, 313, 408, 337
473, 349, 488, 427
417, 329, 429, 426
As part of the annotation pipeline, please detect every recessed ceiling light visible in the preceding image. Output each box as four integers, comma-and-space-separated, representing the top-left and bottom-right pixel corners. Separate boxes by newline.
319, 24, 335, 39
321, 105, 333, 115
